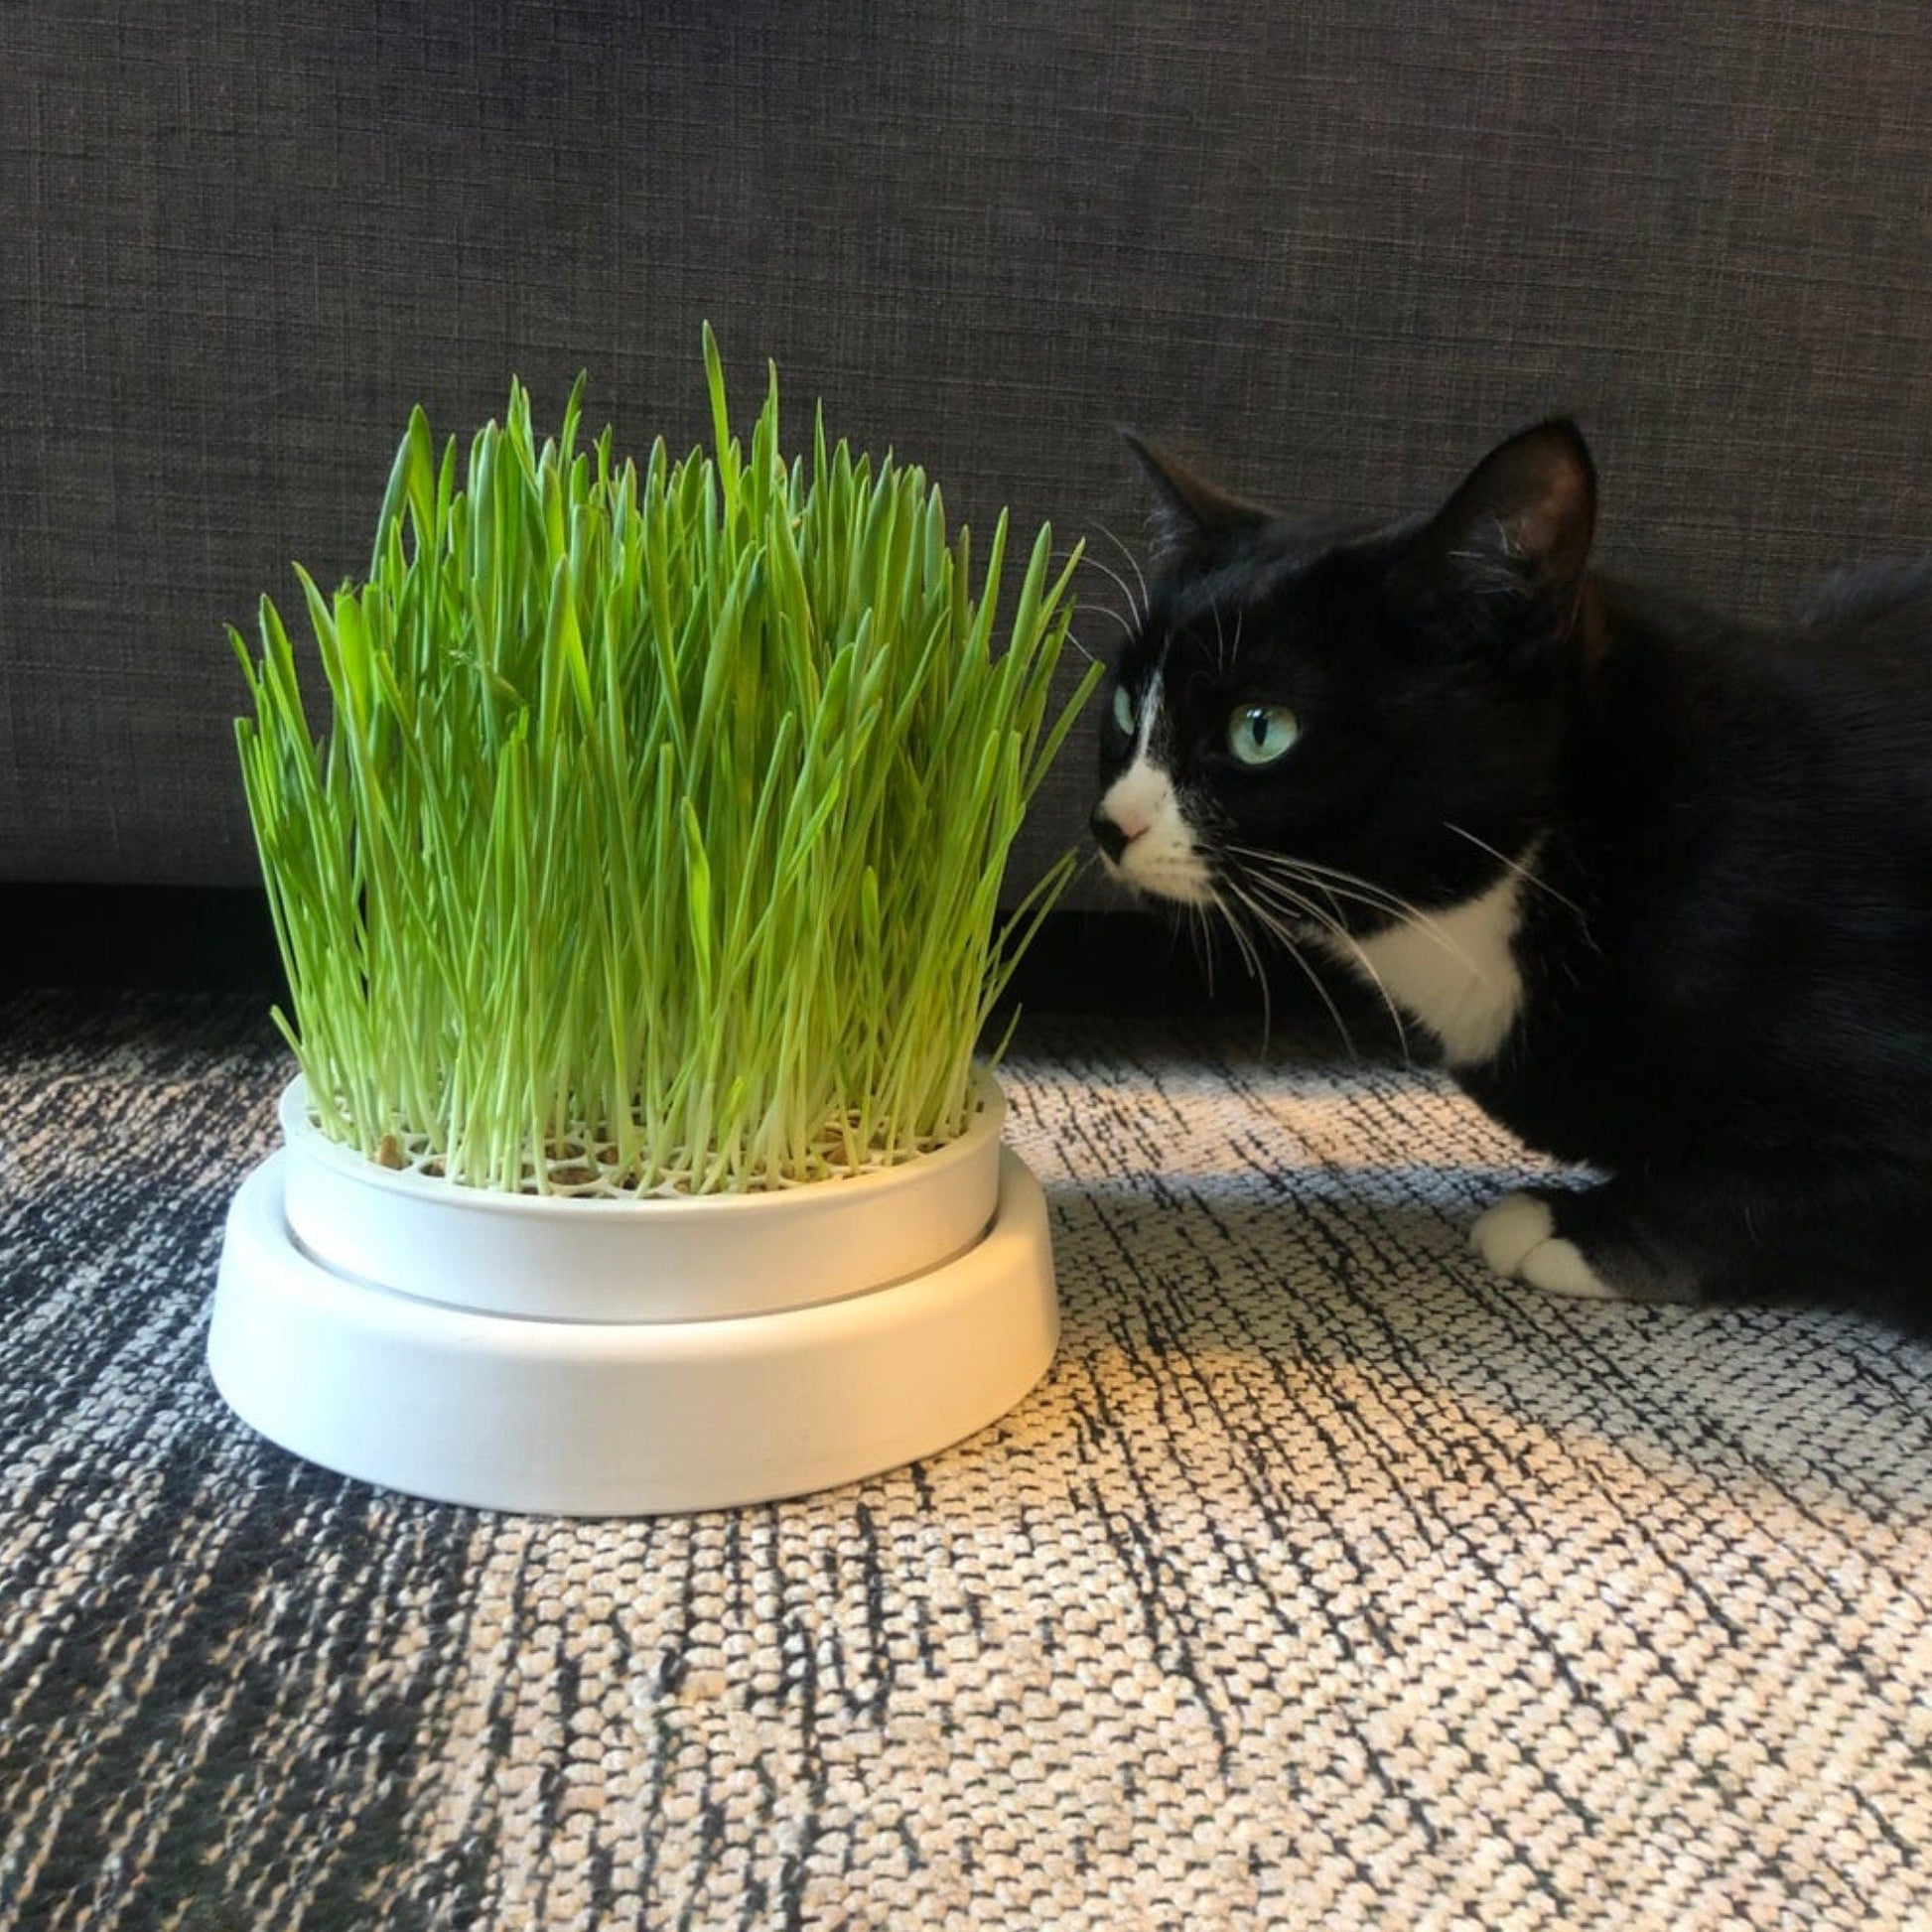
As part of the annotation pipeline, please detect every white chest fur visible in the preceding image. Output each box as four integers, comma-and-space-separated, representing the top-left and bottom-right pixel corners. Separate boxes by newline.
1322, 866, 1529, 1067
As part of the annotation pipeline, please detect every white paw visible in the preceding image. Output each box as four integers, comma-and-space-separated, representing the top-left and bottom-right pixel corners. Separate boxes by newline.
1472, 1192, 1553, 1274
1472, 1193, 1620, 1300
1516, 1235, 1618, 1300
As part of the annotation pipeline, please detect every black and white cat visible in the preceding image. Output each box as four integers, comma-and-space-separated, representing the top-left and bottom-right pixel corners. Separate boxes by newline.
1093, 420, 1932, 1332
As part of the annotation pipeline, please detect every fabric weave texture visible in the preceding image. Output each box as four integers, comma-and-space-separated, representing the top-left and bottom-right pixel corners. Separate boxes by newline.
3, 992, 1929, 1928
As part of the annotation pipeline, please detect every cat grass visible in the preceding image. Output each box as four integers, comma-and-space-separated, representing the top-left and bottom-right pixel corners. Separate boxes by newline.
233, 329, 1097, 1195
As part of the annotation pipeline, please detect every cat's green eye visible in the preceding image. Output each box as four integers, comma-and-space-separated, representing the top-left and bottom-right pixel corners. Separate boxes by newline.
1228, 703, 1299, 766
1110, 684, 1136, 737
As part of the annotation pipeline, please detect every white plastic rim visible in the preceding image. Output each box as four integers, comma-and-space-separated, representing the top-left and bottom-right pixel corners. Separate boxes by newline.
278, 1069, 1005, 1321
208, 1146, 1059, 1515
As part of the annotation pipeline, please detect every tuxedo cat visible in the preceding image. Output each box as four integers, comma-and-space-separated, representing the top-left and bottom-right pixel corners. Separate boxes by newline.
1092, 420, 1932, 1332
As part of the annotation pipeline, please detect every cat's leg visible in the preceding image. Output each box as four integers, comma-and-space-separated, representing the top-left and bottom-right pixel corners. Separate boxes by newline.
1473, 1159, 1932, 1325
1472, 1178, 1698, 1304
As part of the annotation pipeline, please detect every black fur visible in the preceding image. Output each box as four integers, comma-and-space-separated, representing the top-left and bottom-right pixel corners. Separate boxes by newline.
1097, 423, 1932, 1332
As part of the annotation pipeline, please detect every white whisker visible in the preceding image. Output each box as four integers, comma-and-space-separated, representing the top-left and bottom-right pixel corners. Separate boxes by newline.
1227, 845, 1491, 983
1210, 885, 1276, 1048
1079, 554, 1149, 632
1210, 601, 1232, 675
1092, 522, 1151, 624
1178, 897, 1215, 997
1197, 900, 1223, 1000
1224, 869, 1414, 1063
1235, 862, 1352, 929
1234, 856, 1422, 935
1444, 822, 1594, 942
1084, 604, 1137, 642
1217, 876, 1362, 1058
1252, 884, 1414, 1065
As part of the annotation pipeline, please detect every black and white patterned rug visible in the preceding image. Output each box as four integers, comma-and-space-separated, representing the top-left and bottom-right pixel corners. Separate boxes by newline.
4, 989, 1930, 1929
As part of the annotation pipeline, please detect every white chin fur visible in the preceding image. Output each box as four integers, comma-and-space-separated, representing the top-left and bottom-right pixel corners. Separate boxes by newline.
1103, 847, 1217, 907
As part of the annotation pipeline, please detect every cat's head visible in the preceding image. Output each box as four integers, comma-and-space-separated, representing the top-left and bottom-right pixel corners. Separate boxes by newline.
1091, 419, 1598, 930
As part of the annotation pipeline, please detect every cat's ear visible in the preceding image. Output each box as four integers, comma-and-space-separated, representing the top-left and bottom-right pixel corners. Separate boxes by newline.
1121, 430, 1269, 562
1413, 418, 1597, 605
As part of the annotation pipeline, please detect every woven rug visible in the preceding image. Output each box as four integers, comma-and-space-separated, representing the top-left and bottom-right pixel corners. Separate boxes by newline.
3, 990, 1929, 1930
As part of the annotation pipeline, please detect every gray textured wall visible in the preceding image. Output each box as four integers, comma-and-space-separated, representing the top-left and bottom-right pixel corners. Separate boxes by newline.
5, 2, 1929, 902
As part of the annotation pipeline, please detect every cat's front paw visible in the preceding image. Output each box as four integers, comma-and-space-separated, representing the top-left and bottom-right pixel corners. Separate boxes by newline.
1471, 1191, 1621, 1301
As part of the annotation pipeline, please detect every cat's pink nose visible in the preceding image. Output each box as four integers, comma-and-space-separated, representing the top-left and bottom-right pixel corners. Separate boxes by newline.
1090, 805, 1146, 862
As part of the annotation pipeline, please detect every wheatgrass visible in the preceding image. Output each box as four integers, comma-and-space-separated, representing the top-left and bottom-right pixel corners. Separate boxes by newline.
233, 332, 1096, 1194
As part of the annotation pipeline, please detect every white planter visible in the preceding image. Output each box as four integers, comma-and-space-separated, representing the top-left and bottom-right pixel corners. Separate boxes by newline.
208, 1073, 1058, 1515
275, 1072, 1007, 1320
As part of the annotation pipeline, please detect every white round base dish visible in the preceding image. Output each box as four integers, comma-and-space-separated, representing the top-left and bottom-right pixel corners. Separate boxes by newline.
207, 1147, 1058, 1515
